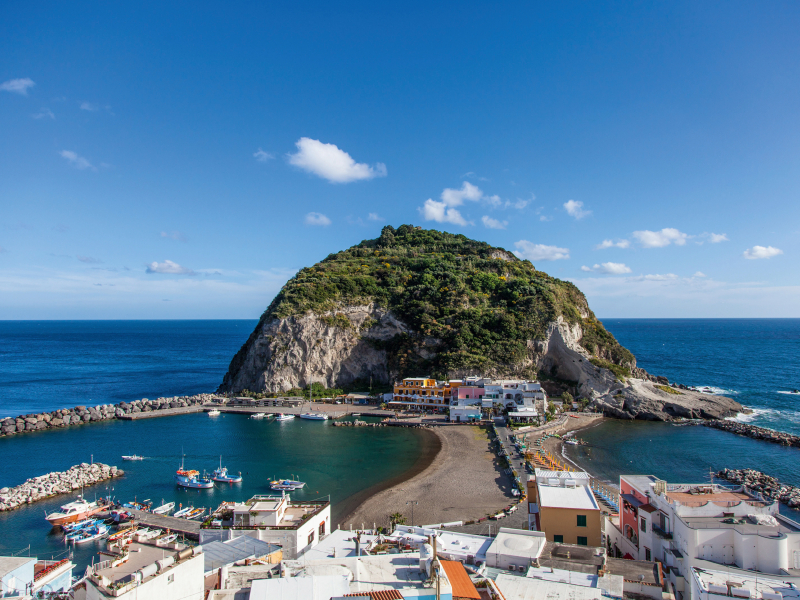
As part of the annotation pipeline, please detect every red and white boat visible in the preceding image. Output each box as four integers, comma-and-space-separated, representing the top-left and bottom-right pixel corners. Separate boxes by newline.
45, 496, 106, 527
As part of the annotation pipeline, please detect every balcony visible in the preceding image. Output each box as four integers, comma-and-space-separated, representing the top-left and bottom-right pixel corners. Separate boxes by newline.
652, 524, 673, 539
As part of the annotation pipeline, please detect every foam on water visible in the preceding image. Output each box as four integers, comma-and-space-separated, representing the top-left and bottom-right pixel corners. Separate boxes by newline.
694, 385, 739, 395
725, 407, 779, 423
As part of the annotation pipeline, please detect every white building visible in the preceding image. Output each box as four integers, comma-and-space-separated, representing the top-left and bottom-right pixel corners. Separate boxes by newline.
608, 475, 800, 600
391, 525, 494, 565
1, 556, 75, 598
484, 528, 547, 570
690, 566, 800, 600
85, 543, 204, 600
200, 494, 331, 559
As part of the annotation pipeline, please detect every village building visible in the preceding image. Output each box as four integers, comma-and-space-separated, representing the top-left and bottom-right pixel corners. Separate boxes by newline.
527, 469, 602, 547
0, 556, 74, 598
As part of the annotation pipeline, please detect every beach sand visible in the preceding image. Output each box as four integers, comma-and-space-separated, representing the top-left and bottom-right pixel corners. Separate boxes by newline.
340, 425, 515, 530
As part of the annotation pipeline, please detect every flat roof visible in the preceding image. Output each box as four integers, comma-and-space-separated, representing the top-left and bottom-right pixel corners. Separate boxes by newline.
538, 485, 599, 511
534, 469, 591, 481
692, 567, 800, 599
298, 530, 379, 561
93, 542, 192, 587
391, 526, 494, 560
681, 514, 800, 534
495, 573, 603, 600
0, 556, 35, 577
486, 529, 547, 562
250, 575, 350, 600
202, 537, 280, 573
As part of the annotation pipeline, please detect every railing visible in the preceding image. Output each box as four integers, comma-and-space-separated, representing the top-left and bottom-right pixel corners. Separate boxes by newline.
652, 524, 673, 540
34, 559, 70, 581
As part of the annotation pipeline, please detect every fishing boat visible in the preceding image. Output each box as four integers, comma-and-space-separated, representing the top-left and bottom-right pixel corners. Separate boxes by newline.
173, 506, 193, 518
108, 525, 137, 542
275, 413, 294, 421
122, 455, 144, 461
62, 518, 103, 534
212, 457, 243, 483
299, 412, 329, 420
46, 496, 107, 527
250, 413, 265, 419
110, 509, 133, 523
269, 478, 306, 491
207, 409, 221, 416
123, 499, 152, 511
70, 524, 110, 544
152, 500, 175, 515
185, 507, 206, 520
174, 456, 214, 489
157, 533, 178, 545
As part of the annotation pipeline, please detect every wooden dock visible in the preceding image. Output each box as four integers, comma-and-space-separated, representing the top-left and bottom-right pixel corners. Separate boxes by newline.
99, 509, 202, 539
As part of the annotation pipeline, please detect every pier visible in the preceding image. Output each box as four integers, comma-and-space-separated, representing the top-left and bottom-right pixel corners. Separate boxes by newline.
99, 508, 202, 540
116, 405, 205, 420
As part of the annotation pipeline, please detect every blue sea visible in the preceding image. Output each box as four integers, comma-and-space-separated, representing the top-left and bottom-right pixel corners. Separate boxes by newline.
1, 319, 799, 569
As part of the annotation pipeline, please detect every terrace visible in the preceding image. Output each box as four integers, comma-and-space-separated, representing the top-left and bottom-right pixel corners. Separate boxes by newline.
203, 496, 330, 531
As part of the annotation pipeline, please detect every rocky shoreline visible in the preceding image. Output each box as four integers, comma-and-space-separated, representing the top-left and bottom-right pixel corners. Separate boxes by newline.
0, 394, 217, 438
704, 419, 800, 447
717, 468, 800, 510
0, 462, 122, 512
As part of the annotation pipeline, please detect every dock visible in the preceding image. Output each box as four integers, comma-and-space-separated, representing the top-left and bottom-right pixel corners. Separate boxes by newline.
99, 509, 202, 540
116, 406, 205, 420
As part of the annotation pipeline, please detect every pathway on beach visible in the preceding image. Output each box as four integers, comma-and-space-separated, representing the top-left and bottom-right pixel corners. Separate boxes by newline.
340, 426, 515, 530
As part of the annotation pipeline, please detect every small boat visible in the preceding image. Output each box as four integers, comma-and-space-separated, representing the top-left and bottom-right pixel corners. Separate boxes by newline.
157, 533, 178, 545
185, 507, 206, 520
275, 413, 294, 421
152, 500, 175, 515
46, 496, 106, 527
173, 506, 193, 518
299, 412, 329, 421
134, 528, 161, 541
110, 509, 133, 523
250, 413, 266, 419
108, 525, 137, 542
122, 455, 144, 461
71, 524, 110, 544
352, 413, 362, 417
212, 457, 243, 483
791, 389, 800, 395
174, 455, 214, 489
270, 478, 306, 491
207, 408, 221, 416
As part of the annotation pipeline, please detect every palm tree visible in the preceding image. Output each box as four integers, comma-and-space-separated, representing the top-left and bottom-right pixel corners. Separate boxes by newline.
389, 512, 406, 529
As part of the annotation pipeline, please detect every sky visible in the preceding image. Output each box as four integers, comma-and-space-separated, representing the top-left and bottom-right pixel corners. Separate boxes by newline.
1, 2, 799, 319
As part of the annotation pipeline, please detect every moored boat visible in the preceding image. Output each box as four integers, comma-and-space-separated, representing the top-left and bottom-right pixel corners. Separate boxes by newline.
174, 455, 214, 489
269, 478, 306, 491
185, 507, 206, 520
250, 413, 265, 419
70, 524, 110, 544
212, 456, 242, 483
122, 455, 144, 461
173, 505, 193, 518
275, 413, 294, 421
207, 409, 221, 416
152, 500, 175, 515
299, 412, 329, 420
45, 496, 106, 527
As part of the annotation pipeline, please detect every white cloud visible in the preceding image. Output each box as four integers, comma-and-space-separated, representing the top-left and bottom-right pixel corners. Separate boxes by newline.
367, 213, 383, 221
161, 231, 187, 242
59, 150, 95, 170
582, 262, 632, 275
304, 212, 332, 226
287, 137, 387, 183
146, 260, 195, 275
580, 265, 593, 272
441, 181, 483, 207
420, 200, 469, 226
32, 108, 54, 120
630, 273, 679, 281
595, 239, 630, 250
694, 271, 707, 278
513, 241, 570, 261
632, 228, 689, 248
743, 245, 782, 260
511, 198, 530, 210
80, 102, 99, 111
564, 199, 591, 220
708, 233, 729, 243
539, 215, 552, 222
481, 215, 508, 230
77, 256, 101, 264
1, 78, 35, 95
485, 194, 502, 208
253, 148, 274, 162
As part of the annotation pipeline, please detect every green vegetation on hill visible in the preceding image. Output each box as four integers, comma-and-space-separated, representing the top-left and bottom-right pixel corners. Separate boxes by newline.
257, 225, 634, 380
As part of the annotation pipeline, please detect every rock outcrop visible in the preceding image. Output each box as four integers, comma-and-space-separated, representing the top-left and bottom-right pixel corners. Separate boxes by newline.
0, 462, 122, 512
717, 468, 800, 510
219, 225, 743, 421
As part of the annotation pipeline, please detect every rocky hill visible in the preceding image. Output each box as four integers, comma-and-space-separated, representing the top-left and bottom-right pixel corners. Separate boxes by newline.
219, 225, 742, 421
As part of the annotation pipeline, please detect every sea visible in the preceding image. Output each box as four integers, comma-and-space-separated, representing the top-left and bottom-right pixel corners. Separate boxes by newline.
0, 319, 799, 569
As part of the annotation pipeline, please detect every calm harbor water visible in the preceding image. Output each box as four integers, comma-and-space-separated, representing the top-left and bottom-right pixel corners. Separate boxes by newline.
0, 412, 423, 571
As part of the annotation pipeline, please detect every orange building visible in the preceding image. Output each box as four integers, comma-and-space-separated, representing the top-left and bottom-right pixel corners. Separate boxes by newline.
390, 377, 458, 412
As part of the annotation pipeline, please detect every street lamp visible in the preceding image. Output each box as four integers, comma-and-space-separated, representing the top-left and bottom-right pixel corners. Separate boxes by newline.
406, 500, 418, 526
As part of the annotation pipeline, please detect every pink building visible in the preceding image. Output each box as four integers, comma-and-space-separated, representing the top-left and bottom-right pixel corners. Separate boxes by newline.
455, 387, 484, 402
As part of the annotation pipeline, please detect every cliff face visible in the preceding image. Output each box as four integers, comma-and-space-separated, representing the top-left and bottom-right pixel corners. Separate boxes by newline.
219, 225, 742, 421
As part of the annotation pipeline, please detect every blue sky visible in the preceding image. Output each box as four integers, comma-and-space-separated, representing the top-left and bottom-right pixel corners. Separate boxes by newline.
1, 2, 799, 319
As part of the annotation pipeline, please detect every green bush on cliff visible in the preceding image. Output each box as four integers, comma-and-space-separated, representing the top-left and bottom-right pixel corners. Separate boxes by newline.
254, 225, 633, 380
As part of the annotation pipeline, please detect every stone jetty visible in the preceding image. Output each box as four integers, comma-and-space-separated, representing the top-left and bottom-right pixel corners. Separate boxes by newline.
333, 420, 385, 427
717, 468, 800, 510
704, 419, 800, 447
0, 393, 218, 438
0, 462, 122, 512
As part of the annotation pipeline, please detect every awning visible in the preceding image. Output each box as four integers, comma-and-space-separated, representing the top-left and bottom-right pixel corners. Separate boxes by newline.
621, 493, 644, 508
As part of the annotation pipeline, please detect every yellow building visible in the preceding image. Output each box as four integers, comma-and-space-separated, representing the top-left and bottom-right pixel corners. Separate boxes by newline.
527, 469, 602, 547
390, 377, 455, 412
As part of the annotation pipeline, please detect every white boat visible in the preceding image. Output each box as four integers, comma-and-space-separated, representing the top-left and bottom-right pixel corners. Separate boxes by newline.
71, 524, 110, 544
270, 478, 306, 491
46, 496, 106, 526
173, 506, 193, 518
250, 413, 266, 419
174, 455, 214, 489
152, 500, 175, 515
122, 455, 144, 461
212, 456, 243, 483
299, 412, 329, 421
157, 533, 178, 545
207, 409, 221, 416
275, 413, 294, 422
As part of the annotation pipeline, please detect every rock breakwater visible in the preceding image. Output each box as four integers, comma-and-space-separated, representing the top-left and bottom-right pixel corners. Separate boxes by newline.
0, 394, 218, 439
333, 420, 385, 427
704, 420, 800, 447
717, 468, 800, 510
0, 462, 122, 512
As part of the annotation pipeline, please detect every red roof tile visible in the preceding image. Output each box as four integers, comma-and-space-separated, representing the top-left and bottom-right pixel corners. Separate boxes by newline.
440, 560, 481, 600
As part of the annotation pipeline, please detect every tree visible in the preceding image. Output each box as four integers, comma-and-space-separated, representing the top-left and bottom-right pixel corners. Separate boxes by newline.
561, 391, 574, 404
389, 512, 406, 529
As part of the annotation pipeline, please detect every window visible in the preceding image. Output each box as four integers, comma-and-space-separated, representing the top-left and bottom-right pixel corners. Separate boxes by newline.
319, 521, 326, 537
645, 547, 651, 561
308, 531, 315, 545
577, 537, 588, 546
577, 515, 587, 527
640, 517, 647, 532
553, 535, 564, 543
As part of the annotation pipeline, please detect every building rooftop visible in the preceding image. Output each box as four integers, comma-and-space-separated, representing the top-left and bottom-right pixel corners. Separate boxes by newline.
681, 513, 800, 534
537, 542, 603, 575
249, 574, 350, 600
495, 572, 604, 600
90, 542, 199, 595
298, 530, 379, 561
538, 484, 599, 510
692, 566, 800, 600
440, 560, 481, 599
391, 525, 493, 561
485, 528, 547, 563
0, 556, 35, 577
202, 537, 281, 573
533, 469, 591, 482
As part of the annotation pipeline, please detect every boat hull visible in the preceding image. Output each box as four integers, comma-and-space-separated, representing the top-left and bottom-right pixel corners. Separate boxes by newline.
46, 504, 105, 527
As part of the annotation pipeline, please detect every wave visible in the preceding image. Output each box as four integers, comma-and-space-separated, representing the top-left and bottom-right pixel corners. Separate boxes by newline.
777, 391, 800, 396
726, 408, 779, 423
693, 385, 739, 395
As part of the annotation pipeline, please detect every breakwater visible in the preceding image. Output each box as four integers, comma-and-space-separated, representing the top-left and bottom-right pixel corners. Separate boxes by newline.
703, 420, 800, 447
0, 462, 122, 512
717, 468, 800, 510
333, 420, 385, 427
0, 394, 218, 438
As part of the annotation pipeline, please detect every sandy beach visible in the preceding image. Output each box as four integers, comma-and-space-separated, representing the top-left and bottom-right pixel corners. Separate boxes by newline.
340, 425, 516, 530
